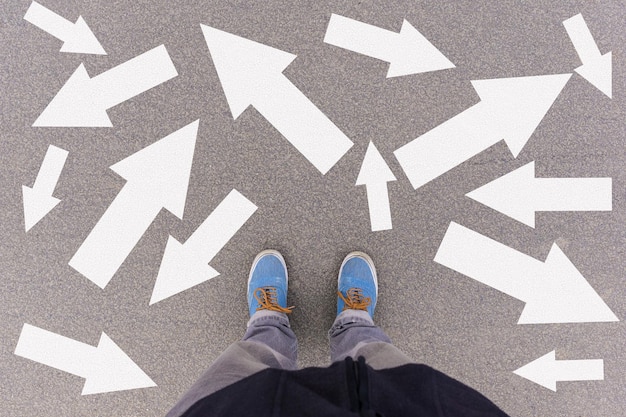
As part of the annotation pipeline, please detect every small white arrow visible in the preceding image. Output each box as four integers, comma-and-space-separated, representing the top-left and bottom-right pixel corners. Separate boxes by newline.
324, 14, 454, 78
33, 45, 177, 127
150, 189, 257, 304
356, 142, 396, 231
201, 25, 353, 175
514, 350, 604, 391
24, 1, 106, 55
467, 161, 612, 227
15, 323, 156, 395
69, 121, 198, 289
394, 74, 571, 190
434, 222, 618, 324
22, 144, 69, 231
563, 14, 612, 98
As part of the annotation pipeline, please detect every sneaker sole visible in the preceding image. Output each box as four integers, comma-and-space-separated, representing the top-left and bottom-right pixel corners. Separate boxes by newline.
338, 251, 378, 295
247, 249, 288, 287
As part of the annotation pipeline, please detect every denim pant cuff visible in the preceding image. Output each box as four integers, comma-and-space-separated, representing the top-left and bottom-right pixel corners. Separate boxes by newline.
329, 309, 374, 337
247, 310, 291, 328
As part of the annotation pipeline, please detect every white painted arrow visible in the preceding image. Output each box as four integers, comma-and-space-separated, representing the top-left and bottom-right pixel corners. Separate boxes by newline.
69, 121, 198, 289
563, 14, 612, 98
22, 145, 69, 232
356, 142, 396, 231
467, 161, 612, 227
33, 45, 177, 127
150, 189, 257, 305
324, 14, 454, 78
434, 222, 618, 324
394, 74, 571, 190
201, 25, 353, 175
514, 350, 604, 391
15, 323, 156, 395
24, 1, 106, 55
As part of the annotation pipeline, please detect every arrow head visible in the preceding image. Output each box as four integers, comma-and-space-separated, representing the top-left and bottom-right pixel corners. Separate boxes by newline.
22, 185, 61, 231
386, 19, 455, 78
514, 350, 558, 391
356, 142, 396, 185
150, 236, 220, 305
575, 51, 612, 98
201, 24, 297, 119
59, 16, 107, 55
81, 332, 156, 395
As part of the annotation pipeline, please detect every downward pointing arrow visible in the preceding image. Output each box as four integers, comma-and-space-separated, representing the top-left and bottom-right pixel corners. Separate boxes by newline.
514, 350, 604, 391
22, 144, 68, 231
356, 142, 396, 231
24, 1, 106, 55
69, 121, 198, 289
151, 189, 257, 305
563, 14, 612, 98
434, 222, 618, 324
324, 14, 454, 78
394, 74, 571, 190
33, 45, 178, 127
467, 162, 612, 227
15, 324, 156, 395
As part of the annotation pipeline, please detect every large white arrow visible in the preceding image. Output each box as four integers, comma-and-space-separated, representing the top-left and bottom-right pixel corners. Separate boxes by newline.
14, 323, 156, 395
323, 13, 454, 78
150, 189, 257, 305
434, 222, 618, 324
22, 144, 69, 232
514, 350, 604, 391
467, 161, 612, 227
563, 14, 612, 98
24, 1, 106, 55
356, 142, 396, 231
201, 25, 353, 175
394, 74, 571, 190
69, 121, 198, 289
33, 45, 177, 127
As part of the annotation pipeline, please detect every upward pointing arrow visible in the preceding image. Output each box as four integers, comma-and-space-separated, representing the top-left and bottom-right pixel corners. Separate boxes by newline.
394, 74, 571, 190
69, 121, 198, 289
201, 24, 353, 175
24, 1, 106, 55
324, 14, 455, 78
33, 45, 178, 127
15, 323, 156, 395
563, 14, 612, 98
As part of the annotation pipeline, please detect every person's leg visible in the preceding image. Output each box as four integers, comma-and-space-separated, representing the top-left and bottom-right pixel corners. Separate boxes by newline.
328, 252, 413, 370
167, 250, 296, 417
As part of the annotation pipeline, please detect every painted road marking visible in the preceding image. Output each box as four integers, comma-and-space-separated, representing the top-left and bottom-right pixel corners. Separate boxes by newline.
356, 142, 396, 231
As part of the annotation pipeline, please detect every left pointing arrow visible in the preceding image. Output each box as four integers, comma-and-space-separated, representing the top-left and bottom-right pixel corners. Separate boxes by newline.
15, 323, 156, 395
22, 144, 68, 232
24, 1, 106, 55
33, 45, 178, 127
69, 121, 198, 289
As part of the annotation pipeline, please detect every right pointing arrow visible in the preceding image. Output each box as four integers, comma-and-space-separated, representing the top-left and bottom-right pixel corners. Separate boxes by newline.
514, 350, 604, 391
466, 161, 612, 227
356, 142, 396, 231
434, 222, 618, 324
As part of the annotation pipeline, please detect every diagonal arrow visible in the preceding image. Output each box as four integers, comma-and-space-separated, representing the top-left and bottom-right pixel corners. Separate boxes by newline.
356, 142, 397, 231
394, 74, 571, 190
14, 323, 156, 395
467, 161, 612, 227
514, 350, 604, 391
324, 13, 454, 78
24, 1, 106, 55
22, 144, 69, 232
33, 45, 178, 127
201, 24, 353, 175
563, 14, 612, 98
69, 121, 198, 289
434, 222, 618, 324
150, 189, 257, 305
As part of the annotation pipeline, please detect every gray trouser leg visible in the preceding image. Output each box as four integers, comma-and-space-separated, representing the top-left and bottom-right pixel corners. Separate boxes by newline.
328, 309, 413, 370
166, 311, 296, 417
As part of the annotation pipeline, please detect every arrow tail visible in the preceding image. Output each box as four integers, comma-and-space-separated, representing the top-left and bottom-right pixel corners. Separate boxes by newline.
24, 1, 72, 41
33, 145, 68, 195
365, 181, 392, 231
536, 177, 612, 212
557, 358, 604, 383
563, 14, 602, 63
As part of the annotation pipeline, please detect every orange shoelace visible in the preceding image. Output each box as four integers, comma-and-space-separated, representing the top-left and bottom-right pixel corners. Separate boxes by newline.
338, 288, 371, 311
254, 287, 294, 314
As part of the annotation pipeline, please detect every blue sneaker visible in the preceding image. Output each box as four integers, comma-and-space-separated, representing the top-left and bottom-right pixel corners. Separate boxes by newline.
248, 250, 294, 318
337, 252, 378, 318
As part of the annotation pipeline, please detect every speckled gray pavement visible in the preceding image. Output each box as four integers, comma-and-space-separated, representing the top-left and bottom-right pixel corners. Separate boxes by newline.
1, 1, 625, 416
